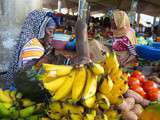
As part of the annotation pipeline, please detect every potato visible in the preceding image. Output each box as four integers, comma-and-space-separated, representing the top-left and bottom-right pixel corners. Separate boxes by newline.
124, 90, 143, 103
140, 99, 150, 107
123, 111, 138, 120
117, 100, 129, 112
125, 97, 135, 110
131, 104, 144, 116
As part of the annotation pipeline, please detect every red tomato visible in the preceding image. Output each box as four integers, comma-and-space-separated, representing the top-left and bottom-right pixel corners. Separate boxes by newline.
139, 75, 146, 83
131, 85, 146, 98
132, 70, 142, 76
147, 89, 160, 101
131, 71, 146, 83
143, 80, 158, 92
128, 77, 140, 86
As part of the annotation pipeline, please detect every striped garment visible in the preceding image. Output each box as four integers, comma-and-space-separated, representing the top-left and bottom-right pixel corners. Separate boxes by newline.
19, 38, 45, 67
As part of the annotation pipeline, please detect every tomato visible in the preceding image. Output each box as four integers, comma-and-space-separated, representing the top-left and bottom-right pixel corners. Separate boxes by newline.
143, 81, 158, 92
139, 75, 146, 83
128, 77, 140, 86
132, 70, 142, 76
147, 89, 160, 101
131, 71, 146, 83
131, 85, 146, 98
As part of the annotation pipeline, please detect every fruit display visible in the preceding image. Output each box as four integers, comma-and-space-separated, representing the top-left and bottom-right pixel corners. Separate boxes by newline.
0, 89, 45, 119
128, 71, 160, 101
101, 52, 129, 105
39, 62, 104, 103
1, 52, 160, 119
36, 52, 130, 119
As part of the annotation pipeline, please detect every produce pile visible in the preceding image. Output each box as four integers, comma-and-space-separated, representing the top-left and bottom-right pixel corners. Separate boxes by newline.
1, 52, 160, 120
37, 53, 130, 120
0, 89, 45, 119
128, 71, 160, 101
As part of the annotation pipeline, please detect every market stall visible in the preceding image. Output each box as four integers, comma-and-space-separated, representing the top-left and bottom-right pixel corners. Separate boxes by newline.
0, 0, 159, 120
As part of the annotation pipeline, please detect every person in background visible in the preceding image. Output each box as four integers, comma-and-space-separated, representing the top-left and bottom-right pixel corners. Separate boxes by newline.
112, 10, 137, 67
103, 17, 113, 39
145, 31, 154, 45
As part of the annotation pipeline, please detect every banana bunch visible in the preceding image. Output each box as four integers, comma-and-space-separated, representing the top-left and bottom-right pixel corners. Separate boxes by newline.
39, 63, 104, 108
100, 52, 129, 105
0, 89, 44, 119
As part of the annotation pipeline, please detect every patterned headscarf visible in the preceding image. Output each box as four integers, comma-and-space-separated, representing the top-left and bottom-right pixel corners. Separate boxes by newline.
1, 10, 56, 88
113, 10, 137, 44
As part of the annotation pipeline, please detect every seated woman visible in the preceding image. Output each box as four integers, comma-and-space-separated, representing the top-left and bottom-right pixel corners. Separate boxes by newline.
19, 18, 56, 69
111, 10, 137, 67
1, 10, 67, 88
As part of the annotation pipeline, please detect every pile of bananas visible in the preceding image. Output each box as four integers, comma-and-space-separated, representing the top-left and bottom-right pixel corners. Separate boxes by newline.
45, 94, 121, 120
38, 52, 129, 120
100, 52, 129, 105
39, 62, 104, 107
0, 89, 45, 119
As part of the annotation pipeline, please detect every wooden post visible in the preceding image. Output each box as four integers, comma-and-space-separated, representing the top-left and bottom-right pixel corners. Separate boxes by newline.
58, 0, 62, 13
153, 17, 156, 26
129, 0, 139, 27
73, 0, 90, 65
136, 12, 140, 32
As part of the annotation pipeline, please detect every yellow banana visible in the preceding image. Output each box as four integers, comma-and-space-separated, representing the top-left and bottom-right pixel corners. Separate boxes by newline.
21, 99, 35, 107
105, 52, 119, 74
70, 114, 83, 120
89, 63, 104, 75
62, 103, 84, 115
82, 69, 97, 100
39, 73, 56, 83
83, 95, 96, 108
105, 93, 123, 105
84, 110, 96, 120
10, 90, 17, 101
3, 90, 11, 97
110, 68, 122, 80
53, 71, 76, 101
99, 76, 113, 95
0, 89, 12, 103
72, 67, 86, 101
42, 63, 73, 76
48, 113, 61, 120
97, 93, 110, 110
105, 109, 120, 120
44, 76, 66, 93
49, 102, 62, 113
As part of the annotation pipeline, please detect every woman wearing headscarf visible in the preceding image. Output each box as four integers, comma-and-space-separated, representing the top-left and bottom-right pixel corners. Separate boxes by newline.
0, 10, 62, 89
112, 10, 137, 67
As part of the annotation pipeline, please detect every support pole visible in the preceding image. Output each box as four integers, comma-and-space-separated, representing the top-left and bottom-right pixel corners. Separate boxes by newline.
136, 12, 140, 32
73, 0, 90, 65
153, 17, 156, 26
58, 0, 62, 13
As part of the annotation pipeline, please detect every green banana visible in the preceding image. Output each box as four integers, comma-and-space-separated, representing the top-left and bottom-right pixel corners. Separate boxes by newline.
21, 98, 35, 107
20, 105, 36, 118
97, 93, 110, 110
0, 103, 11, 117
